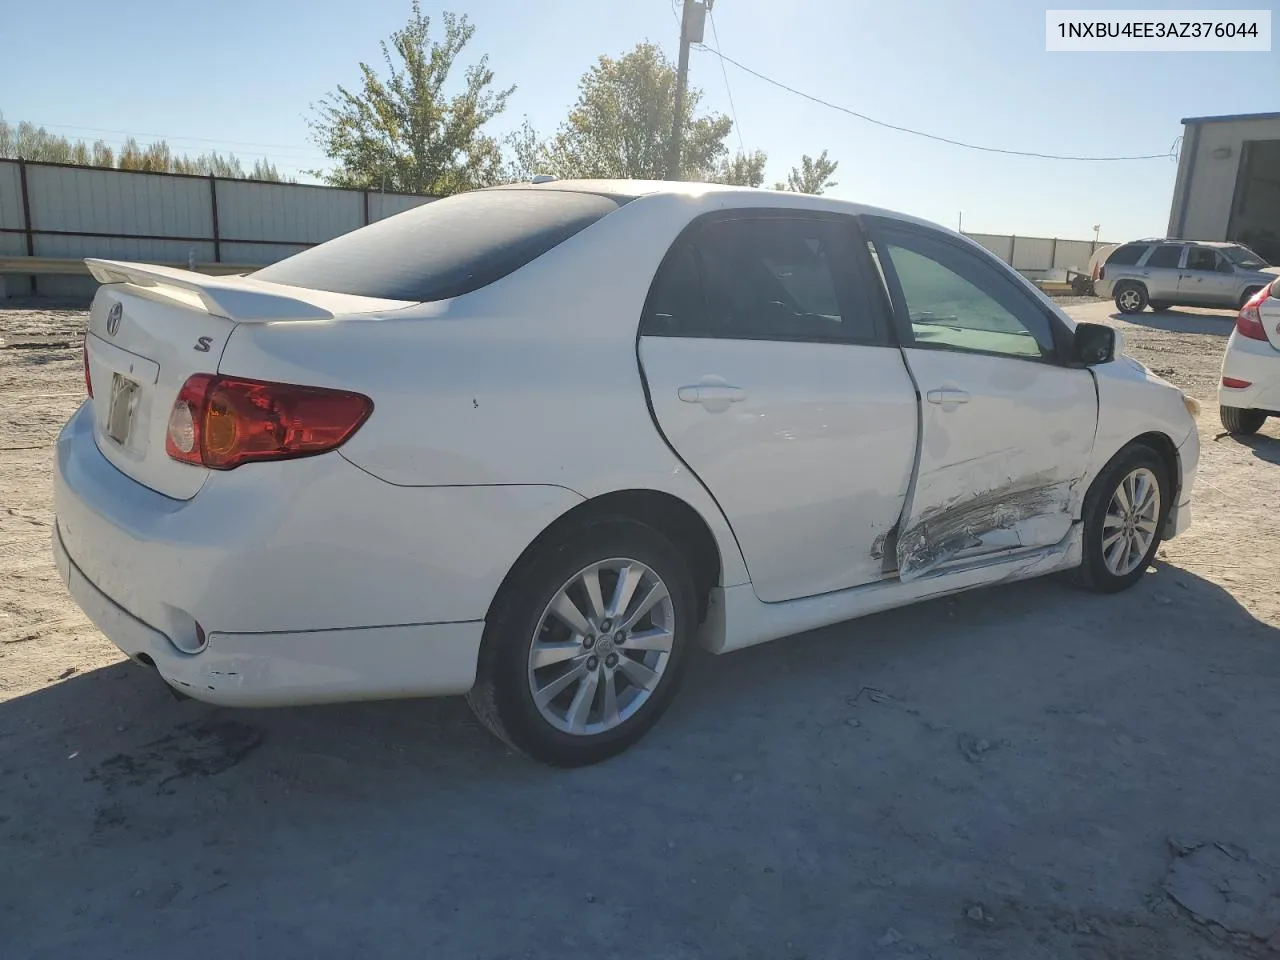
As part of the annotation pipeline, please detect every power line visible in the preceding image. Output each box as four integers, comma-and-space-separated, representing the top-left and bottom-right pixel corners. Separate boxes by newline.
696, 46, 1176, 162
707, 9, 746, 157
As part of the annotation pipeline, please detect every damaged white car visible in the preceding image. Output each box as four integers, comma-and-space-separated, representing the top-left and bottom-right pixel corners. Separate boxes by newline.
54, 180, 1200, 766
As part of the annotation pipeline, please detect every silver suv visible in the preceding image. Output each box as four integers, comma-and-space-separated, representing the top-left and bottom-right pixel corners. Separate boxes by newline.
1095, 239, 1277, 314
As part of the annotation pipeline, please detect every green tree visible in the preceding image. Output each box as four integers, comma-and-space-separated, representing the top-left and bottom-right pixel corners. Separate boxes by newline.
542, 42, 741, 181
500, 117, 550, 182
0, 112, 285, 180
774, 150, 839, 195
712, 149, 767, 187
308, 4, 514, 195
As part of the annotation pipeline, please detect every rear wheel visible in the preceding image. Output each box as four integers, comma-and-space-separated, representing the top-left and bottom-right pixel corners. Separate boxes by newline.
1075, 445, 1169, 593
1220, 405, 1267, 435
467, 518, 697, 766
1115, 283, 1148, 315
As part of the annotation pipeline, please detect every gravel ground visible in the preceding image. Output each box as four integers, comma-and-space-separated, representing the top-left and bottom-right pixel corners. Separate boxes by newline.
2, 297, 1279, 959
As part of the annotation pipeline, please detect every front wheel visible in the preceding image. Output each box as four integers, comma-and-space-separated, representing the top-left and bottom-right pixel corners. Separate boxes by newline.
1075, 445, 1169, 593
467, 518, 697, 766
1220, 405, 1267, 435
1115, 283, 1148, 315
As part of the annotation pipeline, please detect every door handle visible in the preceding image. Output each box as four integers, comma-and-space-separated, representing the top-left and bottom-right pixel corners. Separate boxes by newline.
679, 384, 747, 404
926, 387, 970, 406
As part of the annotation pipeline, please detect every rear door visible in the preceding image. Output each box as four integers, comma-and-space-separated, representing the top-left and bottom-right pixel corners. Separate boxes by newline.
1140, 243, 1186, 301
638, 212, 919, 603
864, 219, 1097, 580
1178, 246, 1236, 306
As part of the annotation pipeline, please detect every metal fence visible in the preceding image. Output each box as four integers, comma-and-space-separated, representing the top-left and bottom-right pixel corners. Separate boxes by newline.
0, 158, 1108, 298
964, 232, 1106, 276
0, 159, 436, 297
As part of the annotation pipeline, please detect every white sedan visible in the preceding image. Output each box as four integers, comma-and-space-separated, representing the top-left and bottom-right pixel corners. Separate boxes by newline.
1219, 280, 1280, 435
54, 180, 1200, 765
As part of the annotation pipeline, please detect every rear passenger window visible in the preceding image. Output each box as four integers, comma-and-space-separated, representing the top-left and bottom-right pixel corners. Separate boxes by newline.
1106, 244, 1148, 266
1145, 245, 1184, 268
641, 216, 878, 342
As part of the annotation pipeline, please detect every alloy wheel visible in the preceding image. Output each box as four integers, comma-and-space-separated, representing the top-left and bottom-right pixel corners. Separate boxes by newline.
526, 558, 675, 736
1102, 467, 1161, 576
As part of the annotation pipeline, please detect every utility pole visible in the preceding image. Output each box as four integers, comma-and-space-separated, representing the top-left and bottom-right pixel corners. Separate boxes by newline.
667, 0, 708, 180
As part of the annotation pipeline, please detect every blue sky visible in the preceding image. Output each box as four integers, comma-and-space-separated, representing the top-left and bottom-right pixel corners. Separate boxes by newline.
1, 0, 1274, 240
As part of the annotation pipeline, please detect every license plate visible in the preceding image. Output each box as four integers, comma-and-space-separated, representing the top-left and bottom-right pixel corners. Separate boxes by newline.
106, 373, 139, 445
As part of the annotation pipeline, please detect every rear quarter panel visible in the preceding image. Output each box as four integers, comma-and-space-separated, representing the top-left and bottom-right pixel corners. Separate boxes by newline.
215, 193, 753, 587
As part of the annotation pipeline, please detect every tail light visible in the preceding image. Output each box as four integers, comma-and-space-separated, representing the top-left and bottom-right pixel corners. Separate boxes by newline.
165, 374, 373, 470
83, 335, 93, 398
1235, 284, 1274, 341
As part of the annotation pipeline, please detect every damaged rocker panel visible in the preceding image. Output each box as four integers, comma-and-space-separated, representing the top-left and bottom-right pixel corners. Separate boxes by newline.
895, 476, 1079, 580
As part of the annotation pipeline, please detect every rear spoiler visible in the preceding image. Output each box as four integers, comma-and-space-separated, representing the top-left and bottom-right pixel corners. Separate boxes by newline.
85, 259, 334, 322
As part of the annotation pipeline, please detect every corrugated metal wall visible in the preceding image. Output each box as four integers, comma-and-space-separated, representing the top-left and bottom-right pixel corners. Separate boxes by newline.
0, 159, 437, 296
965, 232, 1104, 273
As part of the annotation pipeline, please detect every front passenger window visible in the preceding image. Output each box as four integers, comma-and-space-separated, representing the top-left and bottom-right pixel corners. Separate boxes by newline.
1186, 248, 1217, 272
877, 230, 1054, 360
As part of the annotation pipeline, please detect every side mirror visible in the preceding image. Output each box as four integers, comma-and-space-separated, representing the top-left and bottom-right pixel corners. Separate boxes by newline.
1071, 322, 1116, 365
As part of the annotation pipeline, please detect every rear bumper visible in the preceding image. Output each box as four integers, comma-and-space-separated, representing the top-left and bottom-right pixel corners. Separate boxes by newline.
51, 400, 584, 707
1220, 329, 1280, 413
53, 524, 481, 706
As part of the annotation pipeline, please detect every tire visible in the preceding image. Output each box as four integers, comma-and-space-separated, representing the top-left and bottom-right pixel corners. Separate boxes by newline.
1074, 444, 1170, 593
1114, 283, 1148, 315
1220, 405, 1267, 435
1240, 287, 1264, 309
1149, 301, 1171, 312
467, 517, 697, 766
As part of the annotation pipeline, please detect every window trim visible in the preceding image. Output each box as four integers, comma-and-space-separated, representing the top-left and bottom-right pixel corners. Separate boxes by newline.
638, 209, 896, 347
861, 215, 1074, 367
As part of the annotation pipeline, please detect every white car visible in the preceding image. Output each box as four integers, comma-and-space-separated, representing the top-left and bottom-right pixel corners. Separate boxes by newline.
1219, 280, 1280, 434
54, 180, 1201, 766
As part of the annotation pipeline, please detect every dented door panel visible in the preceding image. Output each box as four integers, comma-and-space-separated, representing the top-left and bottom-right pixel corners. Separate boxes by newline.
894, 349, 1097, 581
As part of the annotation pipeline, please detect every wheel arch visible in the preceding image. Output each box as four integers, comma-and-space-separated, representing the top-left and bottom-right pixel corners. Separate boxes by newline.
485, 488, 726, 627
1085, 431, 1182, 515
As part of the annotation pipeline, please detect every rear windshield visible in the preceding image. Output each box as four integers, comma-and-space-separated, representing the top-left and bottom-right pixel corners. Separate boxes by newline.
252, 189, 625, 302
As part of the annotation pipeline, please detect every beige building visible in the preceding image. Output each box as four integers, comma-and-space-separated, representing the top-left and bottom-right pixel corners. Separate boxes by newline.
1167, 112, 1280, 264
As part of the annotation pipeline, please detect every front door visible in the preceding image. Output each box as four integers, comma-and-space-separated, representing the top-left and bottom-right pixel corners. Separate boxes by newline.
638, 212, 919, 603
865, 219, 1098, 581
1178, 246, 1237, 307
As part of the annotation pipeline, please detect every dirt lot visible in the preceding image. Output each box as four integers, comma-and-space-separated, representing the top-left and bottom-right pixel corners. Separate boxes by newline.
2, 297, 1279, 959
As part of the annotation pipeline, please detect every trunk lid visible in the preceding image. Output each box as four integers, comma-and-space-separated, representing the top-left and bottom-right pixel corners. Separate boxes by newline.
82, 259, 411, 500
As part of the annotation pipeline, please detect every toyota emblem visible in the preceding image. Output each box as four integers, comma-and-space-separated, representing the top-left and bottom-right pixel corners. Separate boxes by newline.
106, 302, 123, 337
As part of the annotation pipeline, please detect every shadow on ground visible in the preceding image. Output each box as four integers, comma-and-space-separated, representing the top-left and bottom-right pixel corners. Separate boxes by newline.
3, 565, 1280, 959
1228, 430, 1280, 466
1109, 309, 1236, 336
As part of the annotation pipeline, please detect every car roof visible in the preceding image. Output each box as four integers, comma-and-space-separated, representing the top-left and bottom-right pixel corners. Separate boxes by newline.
1124, 238, 1243, 248
486, 178, 948, 232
